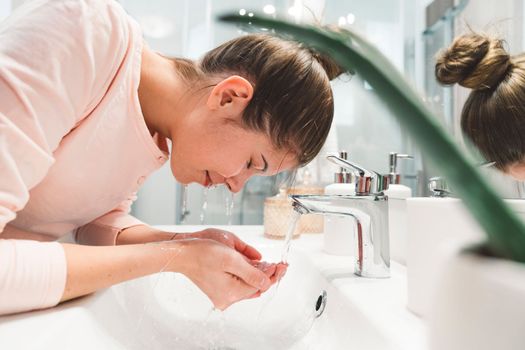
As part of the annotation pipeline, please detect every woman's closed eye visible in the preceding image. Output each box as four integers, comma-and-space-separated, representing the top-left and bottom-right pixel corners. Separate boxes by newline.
246, 157, 266, 173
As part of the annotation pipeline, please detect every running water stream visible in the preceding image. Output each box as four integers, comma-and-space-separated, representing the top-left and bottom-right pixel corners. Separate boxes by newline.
256, 210, 302, 328
224, 188, 235, 225
180, 185, 188, 224
281, 210, 302, 264
200, 187, 209, 224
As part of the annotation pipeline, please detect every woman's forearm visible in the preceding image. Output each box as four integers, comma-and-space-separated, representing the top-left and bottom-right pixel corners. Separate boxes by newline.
60, 241, 184, 302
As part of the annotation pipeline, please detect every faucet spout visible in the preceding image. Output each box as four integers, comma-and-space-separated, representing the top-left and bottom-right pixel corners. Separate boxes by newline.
291, 199, 311, 215
291, 194, 390, 278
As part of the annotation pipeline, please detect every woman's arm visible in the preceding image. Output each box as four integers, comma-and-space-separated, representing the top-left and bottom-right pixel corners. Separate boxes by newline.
60, 241, 178, 302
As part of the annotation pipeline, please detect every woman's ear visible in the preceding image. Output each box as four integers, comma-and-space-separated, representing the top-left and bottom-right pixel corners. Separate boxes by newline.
206, 75, 254, 118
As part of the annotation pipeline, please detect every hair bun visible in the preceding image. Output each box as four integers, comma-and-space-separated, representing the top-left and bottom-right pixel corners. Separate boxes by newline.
307, 47, 345, 80
435, 33, 511, 90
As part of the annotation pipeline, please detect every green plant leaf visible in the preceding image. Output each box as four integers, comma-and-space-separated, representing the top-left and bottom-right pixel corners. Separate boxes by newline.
219, 14, 525, 262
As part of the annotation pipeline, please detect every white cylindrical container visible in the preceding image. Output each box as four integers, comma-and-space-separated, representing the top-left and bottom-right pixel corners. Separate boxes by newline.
384, 184, 412, 265
406, 197, 484, 317
406, 198, 525, 318
429, 244, 525, 350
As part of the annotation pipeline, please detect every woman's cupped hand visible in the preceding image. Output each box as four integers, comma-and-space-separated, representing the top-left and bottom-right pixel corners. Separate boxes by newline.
166, 228, 287, 310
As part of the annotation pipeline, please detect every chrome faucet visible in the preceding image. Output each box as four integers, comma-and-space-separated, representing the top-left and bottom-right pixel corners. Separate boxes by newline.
291, 155, 390, 278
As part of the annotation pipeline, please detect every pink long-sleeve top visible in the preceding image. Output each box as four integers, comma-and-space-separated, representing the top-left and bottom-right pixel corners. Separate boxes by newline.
0, 0, 169, 315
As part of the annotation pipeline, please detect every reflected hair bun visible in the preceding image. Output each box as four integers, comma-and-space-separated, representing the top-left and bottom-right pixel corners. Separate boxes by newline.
435, 33, 511, 90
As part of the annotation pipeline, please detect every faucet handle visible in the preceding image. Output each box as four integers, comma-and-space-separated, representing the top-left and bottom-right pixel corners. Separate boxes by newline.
429, 162, 492, 197
428, 176, 452, 197
327, 155, 371, 177
327, 155, 389, 195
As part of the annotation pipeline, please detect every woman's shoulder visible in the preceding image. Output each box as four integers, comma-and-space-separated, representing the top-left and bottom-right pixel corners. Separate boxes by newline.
0, 0, 143, 146
4, 0, 135, 41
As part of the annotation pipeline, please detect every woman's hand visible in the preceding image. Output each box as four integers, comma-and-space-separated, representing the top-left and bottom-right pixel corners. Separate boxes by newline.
183, 228, 262, 261
247, 260, 288, 299
169, 238, 284, 310
114, 225, 288, 308
185, 229, 289, 287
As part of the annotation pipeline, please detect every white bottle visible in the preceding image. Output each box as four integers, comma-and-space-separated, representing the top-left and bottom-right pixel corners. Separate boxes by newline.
323, 151, 357, 256
383, 152, 412, 265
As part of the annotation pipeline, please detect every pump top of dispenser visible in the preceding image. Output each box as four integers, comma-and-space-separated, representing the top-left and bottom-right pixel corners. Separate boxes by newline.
388, 152, 413, 185
334, 151, 353, 184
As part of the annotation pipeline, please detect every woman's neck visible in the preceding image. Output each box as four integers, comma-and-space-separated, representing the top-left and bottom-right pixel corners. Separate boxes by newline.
138, 46, 188, 140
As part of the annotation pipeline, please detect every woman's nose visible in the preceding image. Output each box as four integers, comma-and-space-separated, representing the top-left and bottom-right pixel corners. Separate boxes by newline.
226, 171, 252, 193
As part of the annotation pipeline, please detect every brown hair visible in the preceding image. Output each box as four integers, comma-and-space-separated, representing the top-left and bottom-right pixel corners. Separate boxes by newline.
435, 33, 525, 170
174, 34, 344, 167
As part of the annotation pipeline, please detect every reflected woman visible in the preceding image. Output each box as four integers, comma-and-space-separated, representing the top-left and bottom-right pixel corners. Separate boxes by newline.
436, 32, 525, 179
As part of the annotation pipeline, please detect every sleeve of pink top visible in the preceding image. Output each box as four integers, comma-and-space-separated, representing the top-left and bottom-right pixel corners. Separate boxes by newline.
0, 0, 131, 314
0, 240, 66, 315
75, 192, 145, 246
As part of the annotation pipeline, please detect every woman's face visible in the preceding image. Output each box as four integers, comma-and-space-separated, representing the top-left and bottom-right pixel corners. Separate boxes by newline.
169, 120, 296, 192
168, 75, 297, 192
506, 162, 525, 181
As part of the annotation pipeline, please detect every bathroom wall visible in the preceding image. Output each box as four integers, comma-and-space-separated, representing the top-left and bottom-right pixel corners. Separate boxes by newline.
0, 0, 9, 20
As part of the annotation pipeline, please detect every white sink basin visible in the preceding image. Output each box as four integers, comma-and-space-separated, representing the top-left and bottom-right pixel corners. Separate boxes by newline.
0, 225, 425, 350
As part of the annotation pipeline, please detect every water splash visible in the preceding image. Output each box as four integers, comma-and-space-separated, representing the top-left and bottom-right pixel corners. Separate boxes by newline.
255, 280, 280, 328
204, 307, 227, 349
134, 246, 183, 335
200, 187, 209, 224
281, 210, 301, 264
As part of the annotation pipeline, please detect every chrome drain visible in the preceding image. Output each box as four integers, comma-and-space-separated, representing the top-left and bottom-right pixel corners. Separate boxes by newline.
314, 290, 327, 318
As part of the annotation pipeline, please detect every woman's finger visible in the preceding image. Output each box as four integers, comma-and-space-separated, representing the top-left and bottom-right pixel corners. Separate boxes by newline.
251, 261, 277, 277
232, 235, 262, 261
270, 263, 288, 283
224, 253, 271, 292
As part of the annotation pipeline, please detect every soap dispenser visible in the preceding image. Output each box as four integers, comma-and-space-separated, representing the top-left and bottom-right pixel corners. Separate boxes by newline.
383, 152, 412, 265
323, 151, 357, 256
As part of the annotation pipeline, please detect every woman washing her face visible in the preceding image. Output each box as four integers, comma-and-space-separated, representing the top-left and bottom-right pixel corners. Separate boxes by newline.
0, 0, 342, 315
436, 33, 525, 179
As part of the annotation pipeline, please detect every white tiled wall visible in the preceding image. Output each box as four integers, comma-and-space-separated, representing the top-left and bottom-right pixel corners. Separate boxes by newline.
0, 0, 10, 20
